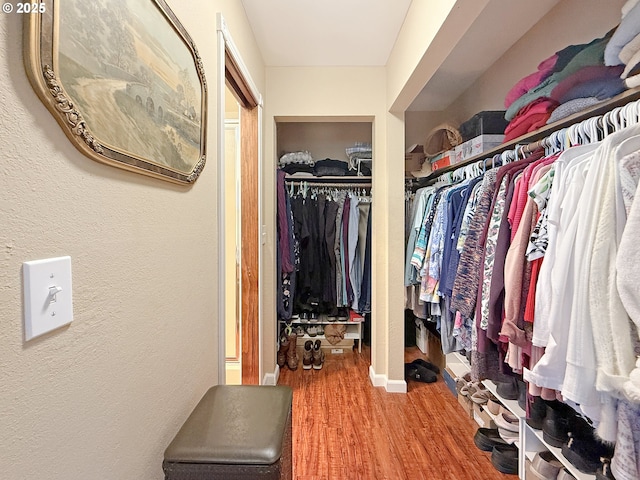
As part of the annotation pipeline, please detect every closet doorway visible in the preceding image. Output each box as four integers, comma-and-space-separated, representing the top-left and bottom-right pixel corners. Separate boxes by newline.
219, 17, 262, 385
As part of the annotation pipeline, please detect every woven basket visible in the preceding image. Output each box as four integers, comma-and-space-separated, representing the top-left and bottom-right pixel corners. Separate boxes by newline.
424, 123, 462, 157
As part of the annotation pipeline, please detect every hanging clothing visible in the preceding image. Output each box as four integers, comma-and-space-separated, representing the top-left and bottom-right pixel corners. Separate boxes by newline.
277, 176, 372, 316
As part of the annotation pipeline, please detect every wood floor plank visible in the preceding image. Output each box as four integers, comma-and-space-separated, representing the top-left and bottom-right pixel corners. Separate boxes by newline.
277, 345, 513, 480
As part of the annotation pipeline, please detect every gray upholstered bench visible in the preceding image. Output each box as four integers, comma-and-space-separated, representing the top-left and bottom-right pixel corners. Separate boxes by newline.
163, 385, 293, 480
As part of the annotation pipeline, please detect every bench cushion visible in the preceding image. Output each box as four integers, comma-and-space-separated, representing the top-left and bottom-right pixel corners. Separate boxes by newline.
164, 385, 293, 465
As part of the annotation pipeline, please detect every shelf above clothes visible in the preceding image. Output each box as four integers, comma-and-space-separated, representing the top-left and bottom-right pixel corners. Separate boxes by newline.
284, 175, 372, 187
417, 86, 640, 184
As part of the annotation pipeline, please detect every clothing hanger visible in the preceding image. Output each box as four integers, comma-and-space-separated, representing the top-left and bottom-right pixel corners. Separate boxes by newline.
502, 145, 520, 164
612, 106, 624, 132
577, 118, 593, 145
622, 102, 638, 127
585, 117, 601, 144
548, 131, 560, 154
542, 136, 552, 157
487, 154, 501, 172
602, 110, 614, 138
467, 161, 480, 179
567, 123, 580, 147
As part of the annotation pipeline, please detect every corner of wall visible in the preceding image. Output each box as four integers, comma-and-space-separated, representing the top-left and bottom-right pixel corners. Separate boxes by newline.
262, 365, 280, 386
369, 365, 407, 393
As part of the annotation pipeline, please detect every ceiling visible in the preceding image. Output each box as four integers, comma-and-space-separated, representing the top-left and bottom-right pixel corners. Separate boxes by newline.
239, 0, 563, 111
240, 0, 412, 67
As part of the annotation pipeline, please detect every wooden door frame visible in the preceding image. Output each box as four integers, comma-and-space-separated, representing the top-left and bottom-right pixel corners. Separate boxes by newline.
217, 14, 263, 385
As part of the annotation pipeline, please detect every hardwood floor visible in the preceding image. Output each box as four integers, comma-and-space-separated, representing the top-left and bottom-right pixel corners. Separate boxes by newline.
277, 345, 513, 480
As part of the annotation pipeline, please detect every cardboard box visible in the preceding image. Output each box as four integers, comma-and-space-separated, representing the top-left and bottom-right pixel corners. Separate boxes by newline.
473, 403, 496, 429
406, 144, 426, 176
405, 152, 425, 172
443, 367, 457, 397
458, 393, 474, 418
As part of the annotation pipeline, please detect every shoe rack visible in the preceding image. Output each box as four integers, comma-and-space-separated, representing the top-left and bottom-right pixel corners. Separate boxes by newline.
279, 315, 363, 353
446, 352, 596, 480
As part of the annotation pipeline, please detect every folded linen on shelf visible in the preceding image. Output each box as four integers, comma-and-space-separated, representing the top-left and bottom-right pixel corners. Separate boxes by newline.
279, 150, 314, 167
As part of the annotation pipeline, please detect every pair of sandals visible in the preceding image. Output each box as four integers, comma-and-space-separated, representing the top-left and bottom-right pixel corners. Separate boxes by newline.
461, 382, 491, 403
457, 375, 498, 407
405, 358, 440, 383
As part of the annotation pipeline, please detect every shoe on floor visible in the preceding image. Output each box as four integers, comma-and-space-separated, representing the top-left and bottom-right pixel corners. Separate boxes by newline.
286, 332, 299, 370
277, 335, 289, 368
302, 340, 313, 370
312, 339, 325, 370
404, 363, 437, 383
410, 358, 440, 374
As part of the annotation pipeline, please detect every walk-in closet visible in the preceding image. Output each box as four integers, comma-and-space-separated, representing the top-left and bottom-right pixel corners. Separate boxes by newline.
275, 119, 374, 371
403, 1, 640, 478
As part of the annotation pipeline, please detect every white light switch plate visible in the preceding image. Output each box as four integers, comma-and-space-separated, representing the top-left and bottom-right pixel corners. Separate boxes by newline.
23, 256, 73, 341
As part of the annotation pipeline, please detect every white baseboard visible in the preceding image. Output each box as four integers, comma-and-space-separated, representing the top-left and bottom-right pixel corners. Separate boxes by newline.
369, 365, 386, 387
368, 365, 407, 393
262, 365, 279, 386
386, 379, 407, 393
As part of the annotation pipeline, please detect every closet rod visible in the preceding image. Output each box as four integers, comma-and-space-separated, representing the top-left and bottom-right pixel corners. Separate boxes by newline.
417, 86, 640, 183
284, 181, 371, 188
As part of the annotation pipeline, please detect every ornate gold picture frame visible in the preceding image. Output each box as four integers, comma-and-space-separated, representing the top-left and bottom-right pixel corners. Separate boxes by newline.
23, 0, 208, 184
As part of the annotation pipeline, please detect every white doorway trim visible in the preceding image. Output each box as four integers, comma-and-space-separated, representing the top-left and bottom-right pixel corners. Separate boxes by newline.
216, 13, 263, 385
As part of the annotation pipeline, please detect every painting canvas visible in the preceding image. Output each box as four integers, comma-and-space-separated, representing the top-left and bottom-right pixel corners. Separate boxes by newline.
23, 0, 208, 184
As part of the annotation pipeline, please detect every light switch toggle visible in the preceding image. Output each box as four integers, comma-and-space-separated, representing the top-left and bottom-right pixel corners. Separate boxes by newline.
48, 285, 63, 302
23, 256, 73, 341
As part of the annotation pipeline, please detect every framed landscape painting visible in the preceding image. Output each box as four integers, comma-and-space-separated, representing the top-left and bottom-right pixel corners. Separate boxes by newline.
23, 0, 208, 184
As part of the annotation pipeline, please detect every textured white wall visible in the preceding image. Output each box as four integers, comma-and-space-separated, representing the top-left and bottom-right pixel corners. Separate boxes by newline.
0, 1, 263, 478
